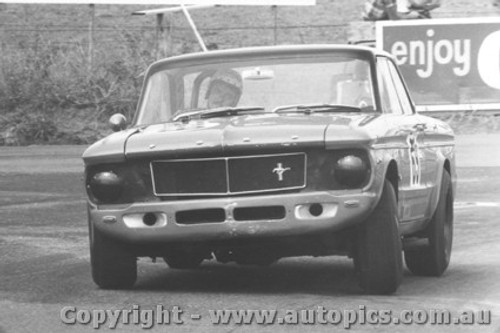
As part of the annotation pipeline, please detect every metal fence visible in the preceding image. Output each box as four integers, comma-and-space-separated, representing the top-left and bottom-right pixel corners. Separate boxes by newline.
1, 2, 496, 72
0, 3, 352, 77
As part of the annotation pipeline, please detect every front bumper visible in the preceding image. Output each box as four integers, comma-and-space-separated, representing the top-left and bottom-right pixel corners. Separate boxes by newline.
89, 191, 378, 244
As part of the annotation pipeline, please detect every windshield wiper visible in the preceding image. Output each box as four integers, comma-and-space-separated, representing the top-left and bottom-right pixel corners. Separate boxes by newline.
173, 106, 265, 122
273, 104, 362, 114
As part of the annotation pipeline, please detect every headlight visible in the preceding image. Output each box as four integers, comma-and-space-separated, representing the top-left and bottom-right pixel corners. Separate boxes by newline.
85, 162, 157, 205
334, 155, 369, 188
307, 149, 371, 191
89, 171, 123, 203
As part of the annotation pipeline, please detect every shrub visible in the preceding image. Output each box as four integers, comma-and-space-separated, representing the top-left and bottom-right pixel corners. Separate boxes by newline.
1, 111, 57, 145
0, 33, 147, 145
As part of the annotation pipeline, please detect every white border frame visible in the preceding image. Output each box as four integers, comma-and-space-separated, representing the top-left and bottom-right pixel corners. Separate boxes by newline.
1, 0, 315, 5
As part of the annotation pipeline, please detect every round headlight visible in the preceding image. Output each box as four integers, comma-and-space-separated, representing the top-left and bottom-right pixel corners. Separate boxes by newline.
334, 155, 369, 188
89, 171, 123, 203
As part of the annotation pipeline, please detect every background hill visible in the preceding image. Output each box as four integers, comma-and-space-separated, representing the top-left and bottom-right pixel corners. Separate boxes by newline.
0, 0, 499, 145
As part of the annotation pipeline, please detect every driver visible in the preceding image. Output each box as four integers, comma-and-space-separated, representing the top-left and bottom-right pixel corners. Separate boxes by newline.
205, 69, 243, 108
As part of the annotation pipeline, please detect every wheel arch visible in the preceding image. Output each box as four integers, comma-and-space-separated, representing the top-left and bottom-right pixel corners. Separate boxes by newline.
443, 157, 457, 198
385, 160, 399, 202
443, 159, 451, 174
425, 158, 453, 228
437, 158, 453, 201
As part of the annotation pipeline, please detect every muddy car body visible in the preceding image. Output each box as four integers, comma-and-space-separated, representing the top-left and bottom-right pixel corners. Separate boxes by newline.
83, 45, 456, 294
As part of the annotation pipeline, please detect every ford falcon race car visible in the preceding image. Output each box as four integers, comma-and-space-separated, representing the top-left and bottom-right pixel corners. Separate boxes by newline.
83, 44, 456, 294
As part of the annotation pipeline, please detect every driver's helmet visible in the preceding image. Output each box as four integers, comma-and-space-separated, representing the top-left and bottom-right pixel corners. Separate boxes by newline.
206, 69, 243, 98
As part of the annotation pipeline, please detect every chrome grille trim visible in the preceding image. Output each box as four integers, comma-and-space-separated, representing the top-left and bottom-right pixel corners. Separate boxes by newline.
151, 152, 307, 197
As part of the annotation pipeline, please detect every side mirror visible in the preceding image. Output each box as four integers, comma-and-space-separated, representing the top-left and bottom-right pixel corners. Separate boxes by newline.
109, 113, 127, 132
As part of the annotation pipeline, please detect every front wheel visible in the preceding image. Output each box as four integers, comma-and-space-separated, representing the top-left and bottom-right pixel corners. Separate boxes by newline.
404, 170, 453, 276
90, 223, 137, 289
355, 180, 403, 294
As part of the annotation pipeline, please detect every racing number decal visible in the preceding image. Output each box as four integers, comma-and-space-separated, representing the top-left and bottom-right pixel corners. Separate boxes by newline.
407, 133, 421, 186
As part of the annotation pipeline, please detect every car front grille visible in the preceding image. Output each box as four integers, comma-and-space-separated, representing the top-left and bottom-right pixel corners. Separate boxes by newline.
174, 206, 286, 224
151, 153, 306, 196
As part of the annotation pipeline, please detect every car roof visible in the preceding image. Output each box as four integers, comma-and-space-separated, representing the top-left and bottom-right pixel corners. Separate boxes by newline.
146, 44, 393, 74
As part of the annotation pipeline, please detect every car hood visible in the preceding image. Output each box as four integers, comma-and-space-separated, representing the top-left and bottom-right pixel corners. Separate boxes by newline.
83, 113, 377, 164
124, 114, 375, 159
82, 128, 139, 165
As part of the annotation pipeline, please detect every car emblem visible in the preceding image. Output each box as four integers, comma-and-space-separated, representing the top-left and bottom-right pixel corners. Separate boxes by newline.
272, 163, 291, 182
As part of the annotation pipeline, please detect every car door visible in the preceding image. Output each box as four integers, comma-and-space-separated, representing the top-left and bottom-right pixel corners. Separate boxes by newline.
377, 56, 429, 222
385, 58, 439, 221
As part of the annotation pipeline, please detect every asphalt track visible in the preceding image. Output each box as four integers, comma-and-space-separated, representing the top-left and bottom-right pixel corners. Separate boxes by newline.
0, 134, 499, 332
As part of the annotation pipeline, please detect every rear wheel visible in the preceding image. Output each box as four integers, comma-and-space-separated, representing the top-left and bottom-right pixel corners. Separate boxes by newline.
355, 180, 403, 294
404, 170, 453, 276
90, 223, 137, 289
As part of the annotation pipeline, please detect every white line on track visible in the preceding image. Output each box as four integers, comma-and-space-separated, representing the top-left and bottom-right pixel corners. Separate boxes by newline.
0, 200, 85, 210
455, 202, 500, 209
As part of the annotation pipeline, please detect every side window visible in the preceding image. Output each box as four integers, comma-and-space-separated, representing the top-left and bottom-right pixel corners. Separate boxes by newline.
386, 60, 414, 115
376, 57, 403, 115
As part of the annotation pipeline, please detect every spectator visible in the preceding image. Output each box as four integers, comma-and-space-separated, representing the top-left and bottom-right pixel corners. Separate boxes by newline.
363, 0, 440, 21
405, 0, 441, 18
363, 0, 399, 21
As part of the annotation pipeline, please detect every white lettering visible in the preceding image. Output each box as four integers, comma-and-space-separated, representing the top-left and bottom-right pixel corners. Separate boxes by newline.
453, 39, 471, 76
434, 40, 453, 64
76, 310, 91, 324
409, 41, 425, 65
140, 309, 154, 329
344, 310, 357, 329
416, 36, 434, 78
132, 304, 140, 324
92, 310, 106, 329
391, 42, 408, 65
60, 306, 76, 325
391, 28, 471, 79
107, 310, 122, 329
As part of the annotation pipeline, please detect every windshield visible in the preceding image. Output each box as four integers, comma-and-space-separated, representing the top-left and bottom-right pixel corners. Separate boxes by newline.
135, 55, 376, 126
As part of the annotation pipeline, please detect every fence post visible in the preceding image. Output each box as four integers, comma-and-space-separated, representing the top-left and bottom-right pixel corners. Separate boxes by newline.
88, 4, 95, 73
155, 13, 163, 59
155, 13, 172, 59
165, 13, 173, 57
0, 22, 5, 92
272, 5, 278, 45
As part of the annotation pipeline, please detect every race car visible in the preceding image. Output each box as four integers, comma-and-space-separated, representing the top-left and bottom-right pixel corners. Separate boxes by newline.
83, 44, 456, 294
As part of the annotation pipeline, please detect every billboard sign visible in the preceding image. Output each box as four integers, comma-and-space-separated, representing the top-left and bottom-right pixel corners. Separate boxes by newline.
376, 17, 500, 112
0, 0, 315, 4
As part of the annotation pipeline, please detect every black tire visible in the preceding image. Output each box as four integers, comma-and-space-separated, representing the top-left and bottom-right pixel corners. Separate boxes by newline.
355, 180, 403, 294
163, 250, 205, 269
90, 222, 137, 289
404, 170, 453, 276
